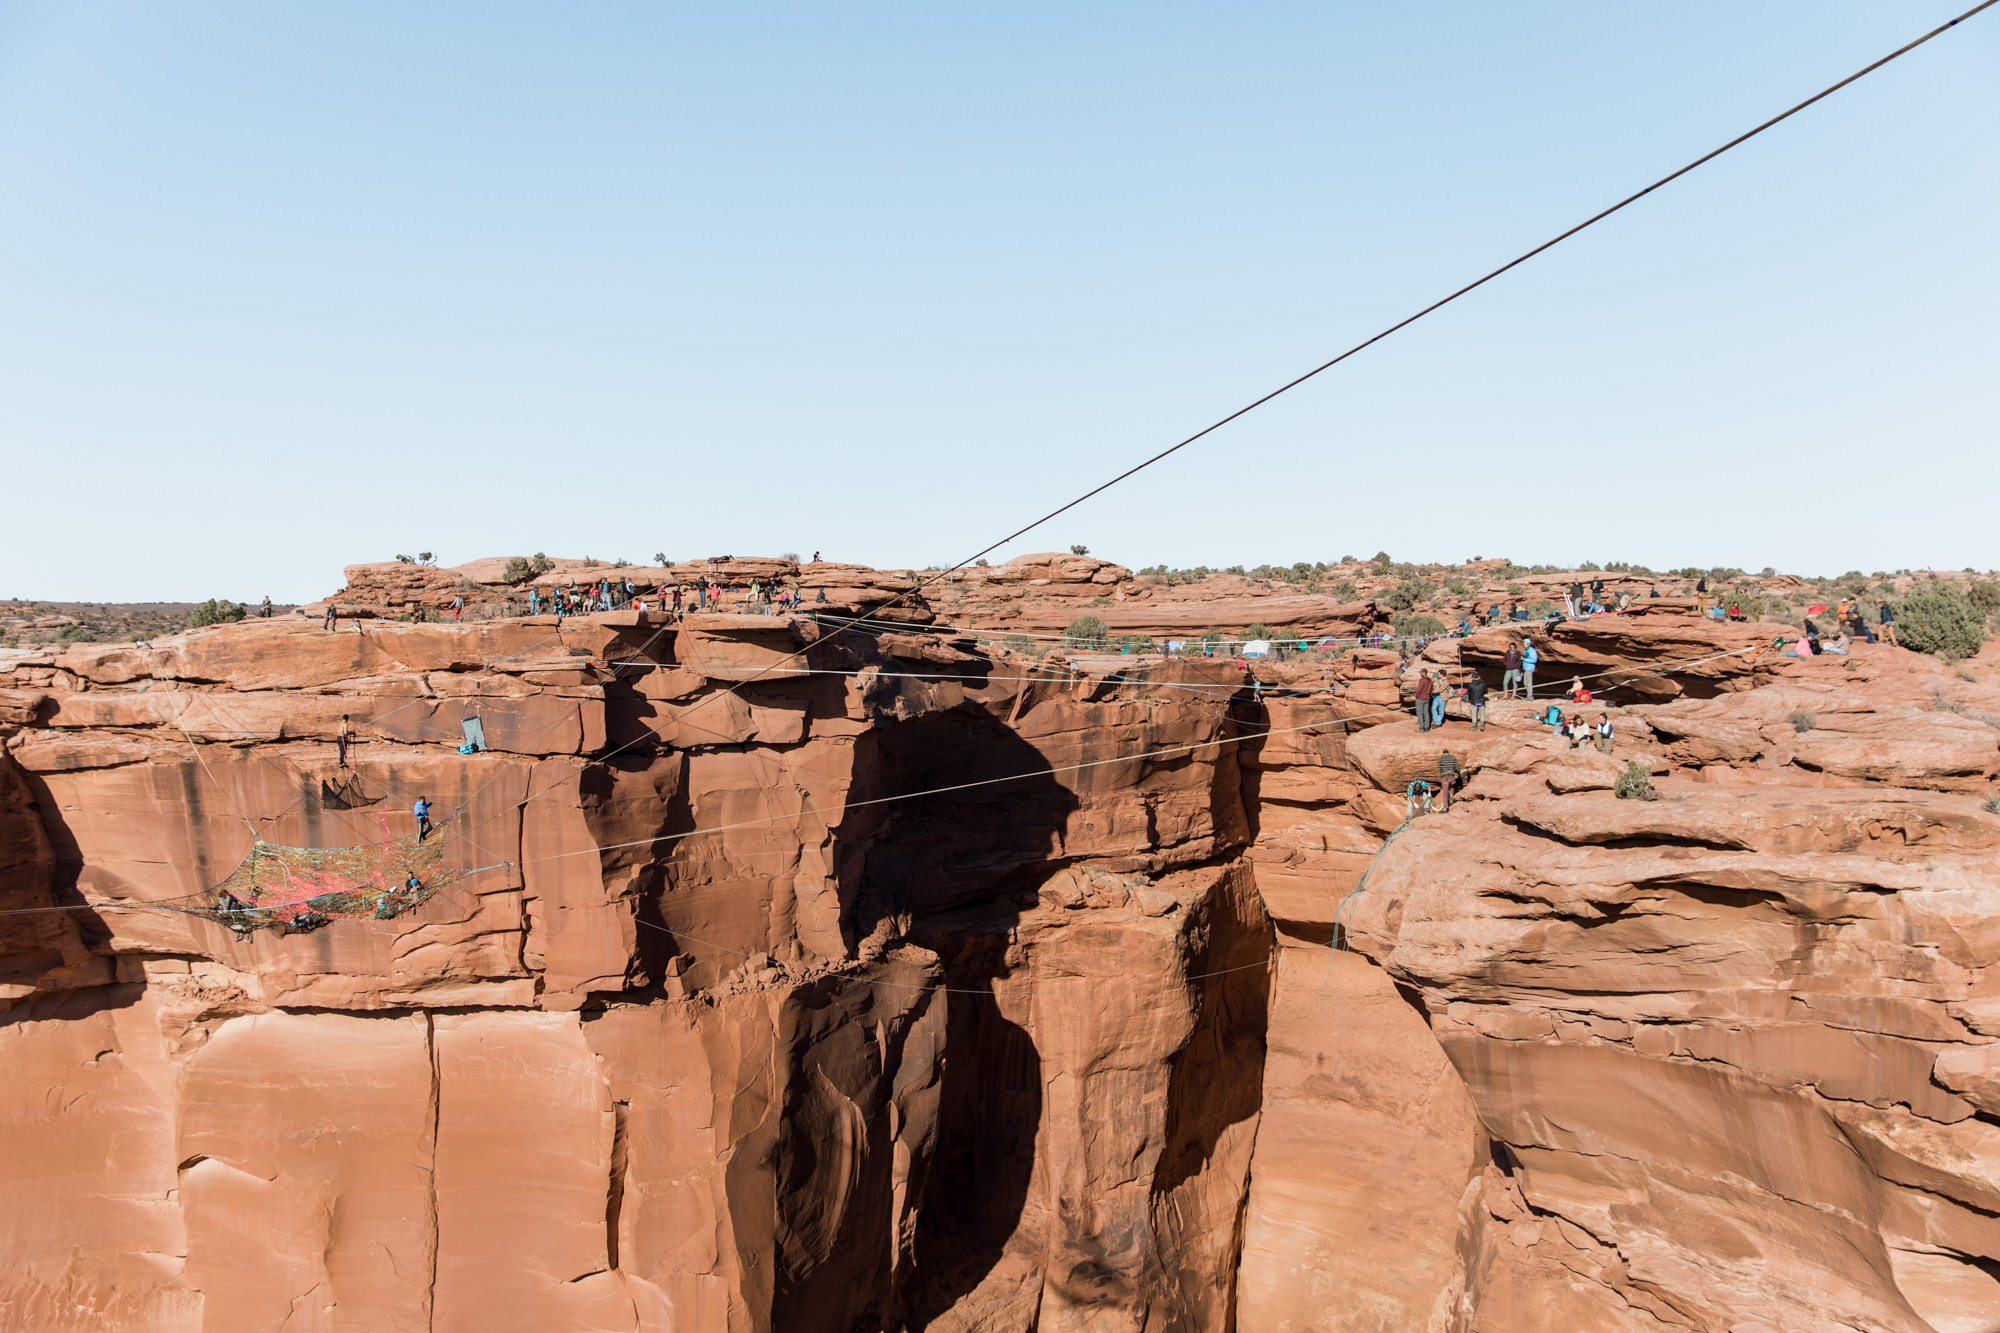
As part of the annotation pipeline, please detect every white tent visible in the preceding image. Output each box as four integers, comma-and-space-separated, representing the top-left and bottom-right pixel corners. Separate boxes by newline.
1241, 640, 1273, 658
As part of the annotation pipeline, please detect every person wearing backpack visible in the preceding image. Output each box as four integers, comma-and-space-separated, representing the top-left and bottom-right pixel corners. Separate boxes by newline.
1466, 674, 1488, 730
1437, 749, 1460, 811
1521, 638, 1540, 701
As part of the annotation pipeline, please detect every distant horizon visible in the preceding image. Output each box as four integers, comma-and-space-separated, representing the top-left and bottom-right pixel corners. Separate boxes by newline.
6, 548, 1996, 612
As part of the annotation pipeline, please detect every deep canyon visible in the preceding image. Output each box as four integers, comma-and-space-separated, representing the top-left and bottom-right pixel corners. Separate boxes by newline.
5, 555, 2000, 1332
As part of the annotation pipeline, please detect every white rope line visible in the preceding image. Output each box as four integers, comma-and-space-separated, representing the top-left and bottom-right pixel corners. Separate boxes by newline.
629, 916, 1277, 996
504, 642, 1764, 869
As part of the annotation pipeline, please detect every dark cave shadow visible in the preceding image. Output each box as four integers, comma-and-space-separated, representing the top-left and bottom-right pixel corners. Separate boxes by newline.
904, 960, 1042, 1328
845, 703, 1075, 1325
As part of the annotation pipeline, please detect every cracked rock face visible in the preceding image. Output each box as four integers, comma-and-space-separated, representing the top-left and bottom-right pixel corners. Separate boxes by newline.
5, 590, 2000, 1331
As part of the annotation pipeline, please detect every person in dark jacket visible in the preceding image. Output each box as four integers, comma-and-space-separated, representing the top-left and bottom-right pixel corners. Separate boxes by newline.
1879, 602, 1899, 646
1437, 750, 1460, 811
1502, 644, 1522, 697
1414, 669, 1434, 731
1466, 674, 1489, 730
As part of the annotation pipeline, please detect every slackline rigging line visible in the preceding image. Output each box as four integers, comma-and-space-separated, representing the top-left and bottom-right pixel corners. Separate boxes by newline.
421, 0, 2000, 827
625, 915, 1282, 997
903, 0, 2000, 582
38, 9, 1987, 930
4, 639, 1762, 919
489, 641, 1765, 871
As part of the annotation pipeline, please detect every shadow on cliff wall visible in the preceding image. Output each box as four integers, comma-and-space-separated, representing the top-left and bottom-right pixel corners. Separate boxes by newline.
856, 703, 1073, 1324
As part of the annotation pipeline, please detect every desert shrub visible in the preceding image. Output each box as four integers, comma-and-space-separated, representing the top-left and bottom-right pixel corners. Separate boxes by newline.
395, 553, 416, 564
57, 624, 97, 643
1064, 616, 1109, 650
1526, 599, 1555, 618
1090, 595, 1113, 607
1787, 709, 1818, 733
1443, 575, 1470, 595
1392, 612, 1446, 639
502, 557, 535, 584
1614, 761, 1660, 802
1968, 581, 2000, 613
1332, 580, 1358, 600
1985, 793, 2000, 815
1505, 582, 1526, 597
1370, 552, 1393, 573
1932, 687, 1967, 715
1004, 633, 1032, 653
188, 599, 246, 628
1117, 634, 1157, 654
1070, 544, 1090, 556
1896, 588, 1986, 660
1243, 623, 1270, 643
1958, 665, 1980, 683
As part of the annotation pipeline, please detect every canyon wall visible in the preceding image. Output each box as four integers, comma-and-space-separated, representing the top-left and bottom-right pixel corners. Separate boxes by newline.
4, 596, 2000, 1331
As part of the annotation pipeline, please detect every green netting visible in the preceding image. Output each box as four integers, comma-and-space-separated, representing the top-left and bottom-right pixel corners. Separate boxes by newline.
169, 823, 461, 935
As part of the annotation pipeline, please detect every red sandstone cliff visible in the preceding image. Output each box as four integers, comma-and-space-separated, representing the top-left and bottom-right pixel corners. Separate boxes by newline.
4, 560, 1999, 1331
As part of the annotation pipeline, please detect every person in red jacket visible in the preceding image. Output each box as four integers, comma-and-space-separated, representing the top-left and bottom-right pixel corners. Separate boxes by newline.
1414, 669, 1435, 732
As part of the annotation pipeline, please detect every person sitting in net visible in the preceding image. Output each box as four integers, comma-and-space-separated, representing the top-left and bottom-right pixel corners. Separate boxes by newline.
216, 890, 255, 939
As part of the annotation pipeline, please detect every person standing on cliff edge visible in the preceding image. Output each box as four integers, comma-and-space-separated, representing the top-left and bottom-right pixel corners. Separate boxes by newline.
1502, 642, 1522, 698
323, 602, 337, 631
414, 796, 432, 842
1414, 667, 1434, 732
1521, 637, 1539, 701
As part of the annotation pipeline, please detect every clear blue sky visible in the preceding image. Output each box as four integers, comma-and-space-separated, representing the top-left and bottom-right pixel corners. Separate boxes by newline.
3, 2, 1994, 602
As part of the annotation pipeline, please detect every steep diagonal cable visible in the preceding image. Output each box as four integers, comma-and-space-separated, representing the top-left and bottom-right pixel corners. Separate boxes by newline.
931, 0, 1997, 575
509, 0, 1993, 765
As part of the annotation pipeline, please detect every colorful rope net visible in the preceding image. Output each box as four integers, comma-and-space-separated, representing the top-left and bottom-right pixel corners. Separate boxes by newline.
165, 821, 460, 936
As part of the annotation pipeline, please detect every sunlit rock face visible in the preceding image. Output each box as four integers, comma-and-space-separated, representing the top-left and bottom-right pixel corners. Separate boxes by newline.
5, 582, 2000, 1332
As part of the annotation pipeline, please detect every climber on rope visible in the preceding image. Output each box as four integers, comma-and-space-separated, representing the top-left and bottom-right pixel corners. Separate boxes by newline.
414, 796, 433, 842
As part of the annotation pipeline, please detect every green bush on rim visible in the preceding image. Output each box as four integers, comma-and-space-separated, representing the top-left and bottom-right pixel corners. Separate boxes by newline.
1896, 587, 1986, 661
1064, 615, 1109, 650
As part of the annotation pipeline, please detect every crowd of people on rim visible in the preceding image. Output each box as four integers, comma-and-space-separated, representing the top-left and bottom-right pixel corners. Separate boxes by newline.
518, 572, 827, 622
1397, 574, 1911, 817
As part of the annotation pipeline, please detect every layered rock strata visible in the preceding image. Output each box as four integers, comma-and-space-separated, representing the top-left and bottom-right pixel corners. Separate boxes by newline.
4, 598, 2000, 1332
